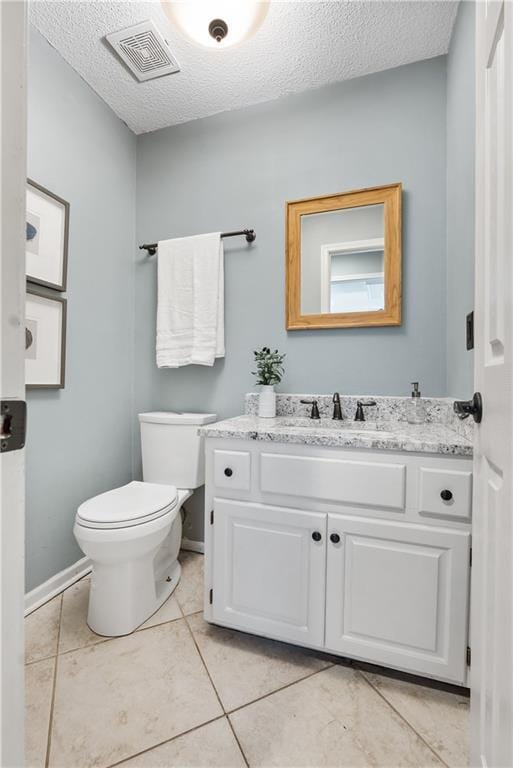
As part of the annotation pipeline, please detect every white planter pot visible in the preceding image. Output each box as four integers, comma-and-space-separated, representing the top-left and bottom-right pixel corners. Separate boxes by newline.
258, 385, 276, 418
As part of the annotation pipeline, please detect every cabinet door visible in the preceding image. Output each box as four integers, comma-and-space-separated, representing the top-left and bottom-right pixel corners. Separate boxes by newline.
212, 499, 326, 647
325, 514, 470, 683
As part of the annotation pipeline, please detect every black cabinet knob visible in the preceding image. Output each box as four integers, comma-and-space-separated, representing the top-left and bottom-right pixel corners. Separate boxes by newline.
441, 489, 453, 501
312, 531, 322, 542
330, 533, 340, 544
224, 467, 233, 477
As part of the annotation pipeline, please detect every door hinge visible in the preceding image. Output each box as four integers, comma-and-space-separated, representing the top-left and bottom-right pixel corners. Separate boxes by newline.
209, 588, 213, 605
210, 509, 214, 525
0, 400, 26, 453
467, 646, 471, 666
469, 547, 472, 567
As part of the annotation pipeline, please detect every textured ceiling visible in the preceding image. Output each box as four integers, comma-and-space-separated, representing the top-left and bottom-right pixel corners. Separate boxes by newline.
30, 0, 458, 135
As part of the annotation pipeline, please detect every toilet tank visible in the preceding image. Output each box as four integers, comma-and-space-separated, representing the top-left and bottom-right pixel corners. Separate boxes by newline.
138, 412, 217, 489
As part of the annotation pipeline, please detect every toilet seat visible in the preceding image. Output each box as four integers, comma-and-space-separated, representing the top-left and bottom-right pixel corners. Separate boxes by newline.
76, 481, 178, 530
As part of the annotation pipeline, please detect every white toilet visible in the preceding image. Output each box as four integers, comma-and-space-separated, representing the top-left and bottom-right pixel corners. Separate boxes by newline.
74, 411, 216, 637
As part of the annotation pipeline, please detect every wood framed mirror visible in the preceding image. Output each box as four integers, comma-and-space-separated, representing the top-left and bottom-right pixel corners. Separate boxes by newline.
286, 183, 402, 330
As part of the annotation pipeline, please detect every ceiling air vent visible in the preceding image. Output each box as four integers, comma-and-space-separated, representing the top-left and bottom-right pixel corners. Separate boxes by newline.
106, 20, 180, 82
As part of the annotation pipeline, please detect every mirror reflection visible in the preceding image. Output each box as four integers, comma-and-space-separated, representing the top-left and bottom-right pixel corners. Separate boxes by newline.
300, 204, 385, 315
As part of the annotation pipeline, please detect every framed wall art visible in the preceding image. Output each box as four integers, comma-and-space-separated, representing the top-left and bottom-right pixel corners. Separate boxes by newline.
26, 179, 69, 291
25, 287, 67, 389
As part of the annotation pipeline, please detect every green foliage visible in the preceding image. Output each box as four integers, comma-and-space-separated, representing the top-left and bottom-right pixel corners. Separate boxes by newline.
252, 346, 286, 386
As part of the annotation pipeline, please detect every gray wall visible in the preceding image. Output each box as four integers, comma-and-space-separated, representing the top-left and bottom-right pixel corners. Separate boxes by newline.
136, 58, 448, 542
446, 1, 475, 397
26, 28, 136, 591
136, 57, 447, 420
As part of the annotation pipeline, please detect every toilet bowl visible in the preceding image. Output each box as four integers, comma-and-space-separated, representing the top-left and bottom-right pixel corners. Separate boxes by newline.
74, 411, 216, 637
74, 482, 192, 636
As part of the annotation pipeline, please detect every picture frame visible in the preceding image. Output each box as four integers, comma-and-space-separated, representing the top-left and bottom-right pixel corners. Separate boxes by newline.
26, 179, 69, 291
25, 286, 67, 389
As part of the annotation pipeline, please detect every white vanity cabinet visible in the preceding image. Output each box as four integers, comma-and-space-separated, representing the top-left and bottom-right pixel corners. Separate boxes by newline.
204, 439, 472, 685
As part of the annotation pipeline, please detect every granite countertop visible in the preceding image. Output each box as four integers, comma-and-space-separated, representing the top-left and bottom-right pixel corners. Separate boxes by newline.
199, 415, 473, 456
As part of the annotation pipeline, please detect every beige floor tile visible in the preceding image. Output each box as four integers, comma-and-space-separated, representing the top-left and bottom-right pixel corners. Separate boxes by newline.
363, 671, 470, 768
230, 666, 444, 768
118, 717, 246, 767
26, 595, 62, 664
175, 551, 204, 616
188, 613, 331, 711
25, 656, 55, 768
59, 577, 182, 653
49, 619, 222, 768
139, 593, 182, 630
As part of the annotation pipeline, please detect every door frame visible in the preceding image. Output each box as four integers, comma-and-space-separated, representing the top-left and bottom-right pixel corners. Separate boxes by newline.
0, 1, 28, 765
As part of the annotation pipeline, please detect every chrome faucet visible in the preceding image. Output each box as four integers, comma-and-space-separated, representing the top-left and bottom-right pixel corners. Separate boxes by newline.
332, 392, 343, 420
354, 400, 377, 421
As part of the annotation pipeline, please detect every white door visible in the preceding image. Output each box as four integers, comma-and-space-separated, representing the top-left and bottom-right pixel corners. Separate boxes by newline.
212, 499, 326, 647
0, 1, 27, 766
325, 515, 470, 684
471, 1, 513, 764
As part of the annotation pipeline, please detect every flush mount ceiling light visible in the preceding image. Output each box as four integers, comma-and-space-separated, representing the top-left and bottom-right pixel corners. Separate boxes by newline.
161, 1, 269, 49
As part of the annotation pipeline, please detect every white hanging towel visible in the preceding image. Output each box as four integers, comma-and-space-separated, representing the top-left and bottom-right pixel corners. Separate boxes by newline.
156, 232, 224, 368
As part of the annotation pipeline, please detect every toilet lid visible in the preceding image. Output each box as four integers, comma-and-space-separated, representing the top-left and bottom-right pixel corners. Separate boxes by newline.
76, 481, 178, 529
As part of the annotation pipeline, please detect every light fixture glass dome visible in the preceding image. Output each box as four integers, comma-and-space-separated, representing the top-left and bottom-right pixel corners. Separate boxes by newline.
161, 1, 269, 49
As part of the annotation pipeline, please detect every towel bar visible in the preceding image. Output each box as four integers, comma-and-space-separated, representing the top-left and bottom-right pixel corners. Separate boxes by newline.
139, 229, 256, 256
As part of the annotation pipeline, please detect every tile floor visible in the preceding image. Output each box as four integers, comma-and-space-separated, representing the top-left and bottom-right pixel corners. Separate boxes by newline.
25, 551, 470, 768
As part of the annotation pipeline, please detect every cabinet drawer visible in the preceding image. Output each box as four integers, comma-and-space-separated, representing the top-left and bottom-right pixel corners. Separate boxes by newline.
260, 452, 406, 510
214, 450, 251, 490
417, 468, 472, 521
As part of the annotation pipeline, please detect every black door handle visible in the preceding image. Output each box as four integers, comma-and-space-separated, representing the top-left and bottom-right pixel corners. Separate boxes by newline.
224, 467, 233, 477
312, 531, 322, 542
440, 489, 453, 502
330, 533, 340, 544
453, 392, 483, 423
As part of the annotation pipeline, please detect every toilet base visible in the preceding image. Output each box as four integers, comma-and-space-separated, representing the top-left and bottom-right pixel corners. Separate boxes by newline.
138, 558, 181, 630
81, 510, 183, 637
87, 558, 181, 637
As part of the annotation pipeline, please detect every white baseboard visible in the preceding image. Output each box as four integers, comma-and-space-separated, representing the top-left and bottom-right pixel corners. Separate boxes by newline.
25, 556, 92, 616
181, 538, 204, 554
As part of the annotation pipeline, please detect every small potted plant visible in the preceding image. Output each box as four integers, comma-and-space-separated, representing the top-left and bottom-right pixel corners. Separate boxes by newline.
252, 346, 286, 418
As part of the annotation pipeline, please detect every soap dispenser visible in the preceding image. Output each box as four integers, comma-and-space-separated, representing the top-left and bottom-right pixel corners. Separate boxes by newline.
407, 382, 426, 424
